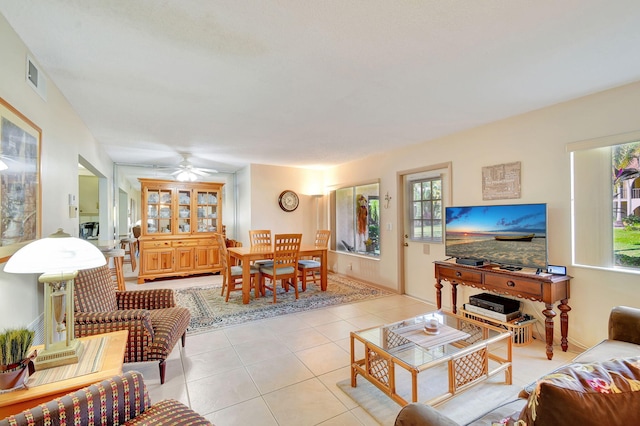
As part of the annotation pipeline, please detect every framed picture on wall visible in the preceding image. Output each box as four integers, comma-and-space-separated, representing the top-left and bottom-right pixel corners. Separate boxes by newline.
0, 96, 41, 262
482, 161, 521, 200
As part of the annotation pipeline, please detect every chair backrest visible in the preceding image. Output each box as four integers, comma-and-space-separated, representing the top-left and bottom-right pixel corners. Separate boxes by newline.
132, 225, 141, 238
272, 234, 302, 274
249, 230, 272, 247
314, 230, 331, 247
74, 265, 119, 313
214, 233, 229, 272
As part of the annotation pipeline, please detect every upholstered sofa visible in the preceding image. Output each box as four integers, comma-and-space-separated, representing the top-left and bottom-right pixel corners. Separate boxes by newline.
395, 306, 640, 426
0, 371, 211, 425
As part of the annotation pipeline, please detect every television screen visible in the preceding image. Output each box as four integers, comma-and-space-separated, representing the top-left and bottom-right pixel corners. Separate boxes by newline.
445, 203, 548, 269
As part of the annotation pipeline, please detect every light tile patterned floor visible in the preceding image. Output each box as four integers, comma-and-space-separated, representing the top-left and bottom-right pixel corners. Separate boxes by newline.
124, 271, 579, 425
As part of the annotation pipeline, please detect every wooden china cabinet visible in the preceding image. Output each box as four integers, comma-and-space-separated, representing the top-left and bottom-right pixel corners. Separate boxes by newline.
137, 178, 224, 283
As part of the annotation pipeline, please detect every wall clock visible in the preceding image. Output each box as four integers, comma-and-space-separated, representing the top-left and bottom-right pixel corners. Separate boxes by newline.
278, 190, 299, 212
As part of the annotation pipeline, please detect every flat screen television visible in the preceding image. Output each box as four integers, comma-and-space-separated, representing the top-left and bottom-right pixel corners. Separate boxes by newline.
445, 203, 548, 269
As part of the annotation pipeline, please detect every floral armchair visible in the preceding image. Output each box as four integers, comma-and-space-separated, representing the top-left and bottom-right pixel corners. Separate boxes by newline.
73, 265, 190, 384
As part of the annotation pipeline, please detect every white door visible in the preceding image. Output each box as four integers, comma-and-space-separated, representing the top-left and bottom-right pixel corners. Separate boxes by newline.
400, 163, 451, 302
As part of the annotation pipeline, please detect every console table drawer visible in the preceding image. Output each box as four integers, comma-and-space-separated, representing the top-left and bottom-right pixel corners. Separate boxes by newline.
437, 267, 482, 283
484, 275, 542, 296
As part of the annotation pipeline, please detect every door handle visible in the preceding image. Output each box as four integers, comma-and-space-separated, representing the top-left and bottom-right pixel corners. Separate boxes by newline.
403, 242, 409, 247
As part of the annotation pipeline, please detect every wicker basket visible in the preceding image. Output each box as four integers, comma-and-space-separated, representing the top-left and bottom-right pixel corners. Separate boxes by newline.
461, 308, 535, 346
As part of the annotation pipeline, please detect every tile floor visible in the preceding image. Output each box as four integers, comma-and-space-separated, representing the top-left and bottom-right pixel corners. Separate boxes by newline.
124, 273, 580, 426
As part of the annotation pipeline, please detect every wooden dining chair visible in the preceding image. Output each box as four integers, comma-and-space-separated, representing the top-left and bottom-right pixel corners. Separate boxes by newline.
215, 233, 259, 301
102, 248, 126, 291
259, 233, 302, 303
120, 237, 137, 272
249, 229, 273, 267
298, 230, 330, 290
249, 229, 272, 247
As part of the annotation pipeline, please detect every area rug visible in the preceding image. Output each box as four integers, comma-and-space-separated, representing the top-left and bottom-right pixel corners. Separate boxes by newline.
174, 273, 393, 334
337, 370, 522, 426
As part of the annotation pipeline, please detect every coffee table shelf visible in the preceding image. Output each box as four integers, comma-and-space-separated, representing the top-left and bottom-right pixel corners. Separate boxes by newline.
349, 311, 512, 407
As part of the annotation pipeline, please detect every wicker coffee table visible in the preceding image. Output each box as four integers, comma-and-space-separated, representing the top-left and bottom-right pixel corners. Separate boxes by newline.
350, 310, 512, 406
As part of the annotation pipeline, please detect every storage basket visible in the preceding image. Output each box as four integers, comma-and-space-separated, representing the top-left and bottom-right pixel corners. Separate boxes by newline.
461, 308, 535, 346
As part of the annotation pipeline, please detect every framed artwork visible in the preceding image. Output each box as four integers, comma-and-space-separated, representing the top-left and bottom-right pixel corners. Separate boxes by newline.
0, 96, 41, 262
482, 161, 521, 200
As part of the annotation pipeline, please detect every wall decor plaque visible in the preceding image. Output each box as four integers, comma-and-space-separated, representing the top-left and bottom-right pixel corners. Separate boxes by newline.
482, 161, 521, 200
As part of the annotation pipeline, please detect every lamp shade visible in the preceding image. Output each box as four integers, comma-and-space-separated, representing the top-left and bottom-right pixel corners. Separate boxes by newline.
4, 228, 106, 274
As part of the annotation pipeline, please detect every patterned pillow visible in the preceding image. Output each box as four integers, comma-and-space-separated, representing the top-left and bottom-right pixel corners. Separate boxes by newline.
519, 357, 640, 425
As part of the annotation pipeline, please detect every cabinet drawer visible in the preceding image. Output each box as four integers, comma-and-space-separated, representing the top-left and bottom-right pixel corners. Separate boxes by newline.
437, 267, 482, 283
142, 241, 171, 249
484, 274, 542, 297
172, 240, 198, 247
196, 238, 216, 247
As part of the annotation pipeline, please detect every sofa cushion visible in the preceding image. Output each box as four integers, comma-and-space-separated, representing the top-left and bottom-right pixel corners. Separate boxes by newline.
572, 339, 640, 364
518, 357, 640, 425
466, 399, 526, 426
519, 341, 640, 399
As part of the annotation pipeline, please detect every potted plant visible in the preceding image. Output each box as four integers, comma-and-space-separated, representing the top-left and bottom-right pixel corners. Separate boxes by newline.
0, 328, 36, 390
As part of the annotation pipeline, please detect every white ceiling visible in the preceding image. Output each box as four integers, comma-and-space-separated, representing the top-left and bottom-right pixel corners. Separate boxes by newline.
2, 1, 640, 178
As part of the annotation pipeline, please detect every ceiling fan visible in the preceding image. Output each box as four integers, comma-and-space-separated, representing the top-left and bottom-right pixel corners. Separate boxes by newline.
161, 155, 218, 182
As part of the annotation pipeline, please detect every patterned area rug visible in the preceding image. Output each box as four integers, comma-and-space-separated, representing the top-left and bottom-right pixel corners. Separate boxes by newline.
175, 273, 393, 334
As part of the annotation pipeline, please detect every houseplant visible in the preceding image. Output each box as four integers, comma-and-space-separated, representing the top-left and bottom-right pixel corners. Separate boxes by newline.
0, 327, 36, 390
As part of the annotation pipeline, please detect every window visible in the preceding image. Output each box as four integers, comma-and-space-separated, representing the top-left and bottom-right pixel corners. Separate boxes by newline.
333, 182, 380, 256
570, 130, 640, 271
409, 177, 442, 242
613, 141, 640, 269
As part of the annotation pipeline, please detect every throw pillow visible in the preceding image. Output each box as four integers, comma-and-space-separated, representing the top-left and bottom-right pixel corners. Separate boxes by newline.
519, 357, 640, 425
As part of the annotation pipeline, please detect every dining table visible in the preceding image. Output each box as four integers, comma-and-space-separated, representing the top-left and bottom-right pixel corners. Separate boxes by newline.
227, 244, 329, 304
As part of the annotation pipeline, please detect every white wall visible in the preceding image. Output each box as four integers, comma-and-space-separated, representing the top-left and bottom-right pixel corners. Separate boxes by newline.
327, 80, 640, 349
0, 15, 114, 328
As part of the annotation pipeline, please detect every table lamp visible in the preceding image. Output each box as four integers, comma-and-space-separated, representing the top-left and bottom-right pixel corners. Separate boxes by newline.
4, 228, 106, 369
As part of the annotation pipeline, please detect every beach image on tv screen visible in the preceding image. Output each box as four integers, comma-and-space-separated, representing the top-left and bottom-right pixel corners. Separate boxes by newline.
445, 204, 547, 269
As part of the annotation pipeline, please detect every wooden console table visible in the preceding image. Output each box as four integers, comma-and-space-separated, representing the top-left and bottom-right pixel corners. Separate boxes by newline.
434, 260, 571, 360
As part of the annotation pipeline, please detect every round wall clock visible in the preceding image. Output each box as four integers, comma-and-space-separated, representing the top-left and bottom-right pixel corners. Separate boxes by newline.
278, 190, 299, 212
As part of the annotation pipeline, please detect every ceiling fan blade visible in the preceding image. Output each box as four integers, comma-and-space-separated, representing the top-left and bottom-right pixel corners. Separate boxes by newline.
191, 168, 211, 176
195, 167, 219, 174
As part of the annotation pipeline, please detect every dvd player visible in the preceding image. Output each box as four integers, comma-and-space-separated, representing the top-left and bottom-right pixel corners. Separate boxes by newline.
468, 292, 520, 314
455, 258, 484, 266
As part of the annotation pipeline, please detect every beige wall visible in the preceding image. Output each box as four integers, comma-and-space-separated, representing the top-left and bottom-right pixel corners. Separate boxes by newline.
0, 15, 114, 328
244, 164, 325, 246
326, 81, 640, 349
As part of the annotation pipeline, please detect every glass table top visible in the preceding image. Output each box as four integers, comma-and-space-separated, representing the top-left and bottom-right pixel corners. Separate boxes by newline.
353, 310, 508, 369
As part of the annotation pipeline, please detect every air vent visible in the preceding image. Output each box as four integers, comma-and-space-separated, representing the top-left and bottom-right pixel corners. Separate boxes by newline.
26, 55, 47, 101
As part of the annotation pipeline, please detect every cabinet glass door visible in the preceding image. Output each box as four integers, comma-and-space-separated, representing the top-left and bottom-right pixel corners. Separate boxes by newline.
177, 189, 191, 234
195, 190, 218, 233
147, 188, 172, 234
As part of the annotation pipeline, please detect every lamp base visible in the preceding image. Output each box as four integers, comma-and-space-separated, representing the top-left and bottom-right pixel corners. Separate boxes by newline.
34, 339, 84, 370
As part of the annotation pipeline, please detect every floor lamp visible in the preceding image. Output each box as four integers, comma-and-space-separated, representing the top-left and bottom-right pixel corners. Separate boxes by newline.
4, 229, 106, 369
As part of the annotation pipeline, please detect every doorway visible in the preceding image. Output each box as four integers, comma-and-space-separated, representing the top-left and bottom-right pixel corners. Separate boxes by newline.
398, 162, 452, 301
78, 156, 109, 240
